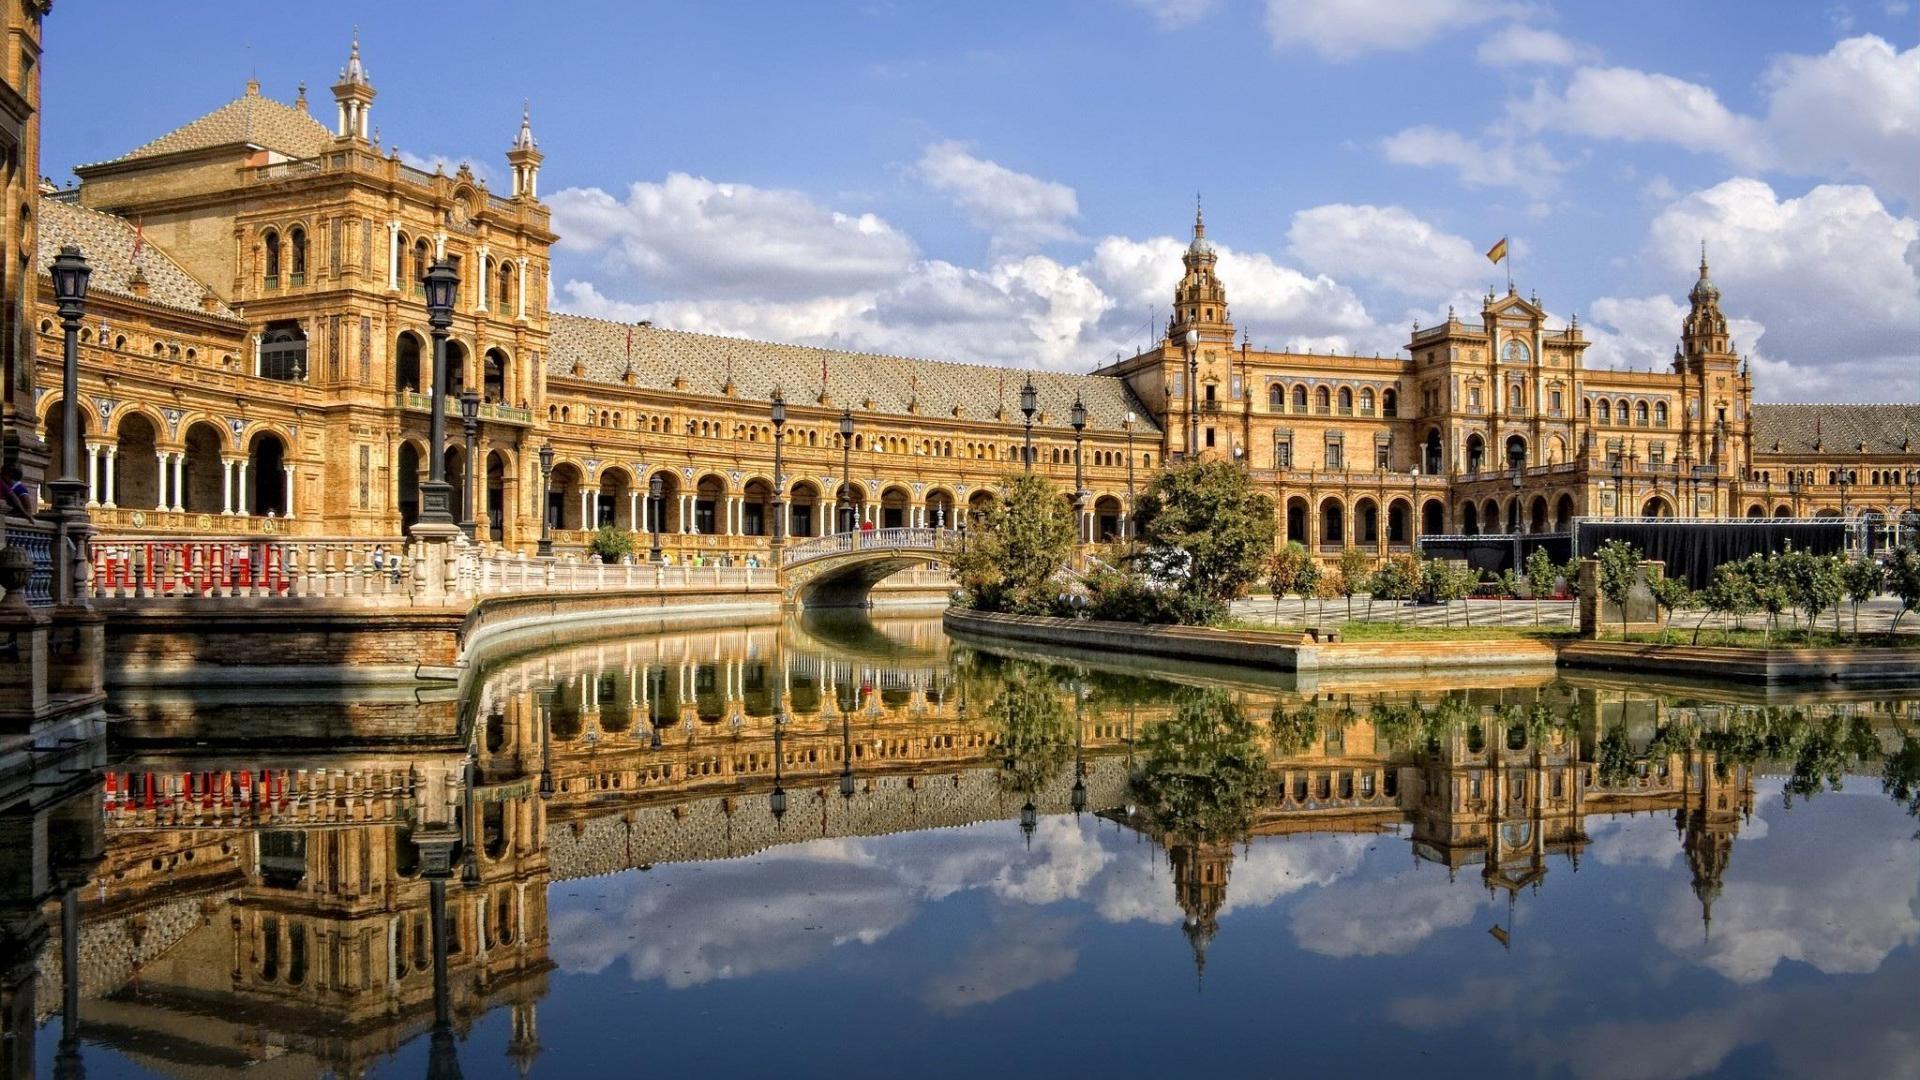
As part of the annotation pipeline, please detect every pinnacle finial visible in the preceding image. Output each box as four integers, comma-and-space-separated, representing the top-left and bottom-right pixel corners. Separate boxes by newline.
514, 100, 536, 150
1194, 192, 1204, 237
342, 26, 369, 85
1699, 239, 1709, 276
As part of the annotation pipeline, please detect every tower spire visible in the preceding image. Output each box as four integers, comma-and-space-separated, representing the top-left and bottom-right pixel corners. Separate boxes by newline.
331, 28, 376, 142
507, 100, 546, 199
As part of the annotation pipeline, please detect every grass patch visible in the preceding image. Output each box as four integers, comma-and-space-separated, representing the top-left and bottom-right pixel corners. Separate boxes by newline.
1212, 617, 1573, 642
1616, 627, 1920, 650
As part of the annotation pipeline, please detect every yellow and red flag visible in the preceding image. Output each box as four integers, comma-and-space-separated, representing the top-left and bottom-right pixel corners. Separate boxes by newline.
1486, 236, 1508, 264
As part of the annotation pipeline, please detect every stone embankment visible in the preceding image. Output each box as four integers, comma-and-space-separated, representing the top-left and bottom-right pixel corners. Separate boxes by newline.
948, 609, 1919, 687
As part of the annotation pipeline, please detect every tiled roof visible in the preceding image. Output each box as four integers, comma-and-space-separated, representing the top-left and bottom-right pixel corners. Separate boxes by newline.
1751, 403, 1920, 454
37, 196, 239, 320
104, 85, 330, 165
548, 314, 1160, 434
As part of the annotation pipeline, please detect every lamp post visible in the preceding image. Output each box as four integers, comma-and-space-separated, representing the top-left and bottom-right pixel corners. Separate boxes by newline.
770, 390, 787, 560
838, 709, 855, 800
1184, 328, 1199, 457
536, 685, 555, 799
1123, 410, 1136, 546
1611, 455, 1624, 520
536, 443, 554, 557
48, 246, 90, 518
414, 259, 460, 533
1410, 465, 1421, 544
770, 707, 788, 821
1071, 679, 1087, 816
648, 472, 664, 563
1070, 394, 1087, 543
838, 407, 854, 532
459, 388, 479, 540
1019, 377, 1037, 472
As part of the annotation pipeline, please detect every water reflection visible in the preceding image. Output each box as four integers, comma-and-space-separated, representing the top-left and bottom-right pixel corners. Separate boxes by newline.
15, 613, 1920, 1076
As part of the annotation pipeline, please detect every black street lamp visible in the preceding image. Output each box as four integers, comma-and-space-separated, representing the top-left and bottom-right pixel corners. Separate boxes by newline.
1611, 455, 1624, 520
1070, 394, 1087, 542
1020, 377, 1037, 472
536, 685, 556, 799
1410, 465, 1421, 543
459, 388, 480, 540
1071, 680, 1087, 816
415, 259, 460, 532
48, 245, 90, 516
1019, 800, 1038, 848
771, 389, 787, 558
838, 407, 854, 532
536, 443, 554, 557
838, 709, 856, 799
770, 708, 788, 821
1184, 329, 1200, 456
648, 472, 664, 563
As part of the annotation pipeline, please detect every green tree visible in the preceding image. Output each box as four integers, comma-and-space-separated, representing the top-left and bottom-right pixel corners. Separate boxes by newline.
1523, 546, 1559, 626
1649, 573, 1692, 644
1335, 547, 1374, 621
1594, 539, 1645, 639
1695, 560, 1757, 644
1841, 555, 1885, 637
1425, 558, 1479, 627
991, 662, 1073, 797
1266, 541, 1313, 618
1886, 545, 1920, 640
950, 472, 1077, 615
1131, 688, 1269, 841
1134, 460, 1278, 624
1371, 553, 1423, 611
587, 525, 636, 562
1297, 556, 1324, 625
1779, 548, 1845, 634
1746, 553, 1790, 645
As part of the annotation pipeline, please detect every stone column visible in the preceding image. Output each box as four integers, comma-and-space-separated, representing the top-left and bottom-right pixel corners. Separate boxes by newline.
628, 490, 639, 530
103, 445, 118, 508
283, 464, 295, 519
475, 249, 489, 313
517, 260, 528, 320
171, 452, 185, 511
155, 449, 169, 509
220, 459, 233, 514
387, 221, 400, 290
82, 443, 99, 506
236, 460, 249, 514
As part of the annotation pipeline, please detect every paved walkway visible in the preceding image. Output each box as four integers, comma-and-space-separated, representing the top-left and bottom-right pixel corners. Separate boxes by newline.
1230, 596, 1917, 634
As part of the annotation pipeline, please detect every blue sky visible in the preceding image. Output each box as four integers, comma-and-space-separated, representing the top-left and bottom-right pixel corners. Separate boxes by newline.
41, 1, 1920, 400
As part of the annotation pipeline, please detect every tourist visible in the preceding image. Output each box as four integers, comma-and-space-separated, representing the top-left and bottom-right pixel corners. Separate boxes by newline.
1, 465, 34, 519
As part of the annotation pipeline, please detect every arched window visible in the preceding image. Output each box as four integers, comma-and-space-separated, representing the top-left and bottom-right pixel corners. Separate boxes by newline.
1509, 383, 1523, 410
1382, 389, 1397, 417
1635, 401, 1649, 426
1502, 339, 1530, 363
1337, 387, 1353, 413
1654, 401, 1669, 426
288, 227, 307, 282
1315, 386, 1331, 413
1598, 400, 1611, 423
498, 261, 514, 309
1269, 385, 1284, 409
1292, 385, 1308, 411
263, 229, 281, 285
1359, 388, 1375, 415
411, 239, 430, 293
1581, 398, 1591, 418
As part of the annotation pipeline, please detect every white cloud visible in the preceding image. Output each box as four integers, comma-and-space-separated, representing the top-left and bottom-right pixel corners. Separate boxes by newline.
1477, 23, 1591, 67
1088, 234, 1380, 348
1263, 0, 1518, 61
549, 173, 916, 300
1290, 868, 1484, 956
1644, 178, 1920, 399
916, 141, 1081, 250
1124, 0, 1219, 27
1762, 35, 1920, 205
1518, 66, 1766, 164
1288, 203, 1487, 297
1380, 125, 1564, 195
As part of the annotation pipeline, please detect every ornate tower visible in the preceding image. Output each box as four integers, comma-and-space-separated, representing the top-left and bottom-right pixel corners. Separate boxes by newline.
1676, 246, 1749, 494
1167, 206, 1233, 347
330, 32, 375, 143
508, 104, 544, 200
1169, 838, 1234, 985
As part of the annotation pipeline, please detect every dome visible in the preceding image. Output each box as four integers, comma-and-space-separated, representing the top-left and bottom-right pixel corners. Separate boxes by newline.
1690, 275, 1719, 303
1188, 234, 1215, 256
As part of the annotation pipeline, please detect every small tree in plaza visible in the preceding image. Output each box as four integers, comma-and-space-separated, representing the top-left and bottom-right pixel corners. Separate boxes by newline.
1295, 555, 1324, 623
1841, 555, 1885, 636
1523, 547, 1559, 625
1744, 553, 1791, 645
1134, 459, 1277, 624
1778, 547, 1845, 634
1649, 573, 1692, 644
1266, 541, 1313, 617
1371, 553, 1423, 611
950, 472, 1076, 615
1887, 546, 1920, 640
1695, 560, 1757, 644
1335, 547, 1374, 621
1425, 558, 1478, 627
1594, 539, 1645, 639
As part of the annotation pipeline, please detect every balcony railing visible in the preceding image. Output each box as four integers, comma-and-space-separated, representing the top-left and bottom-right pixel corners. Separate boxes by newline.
394, 389, 532, 424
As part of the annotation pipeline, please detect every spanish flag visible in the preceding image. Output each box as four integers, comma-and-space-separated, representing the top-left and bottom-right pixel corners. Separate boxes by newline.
1486, 236, 1509, 265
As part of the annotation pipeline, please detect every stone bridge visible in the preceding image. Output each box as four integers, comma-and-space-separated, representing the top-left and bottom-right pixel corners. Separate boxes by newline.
780, 527, 959, 607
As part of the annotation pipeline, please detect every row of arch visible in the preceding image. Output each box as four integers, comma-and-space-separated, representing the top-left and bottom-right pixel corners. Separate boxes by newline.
41, 404, 293, 517
1583, 396, 1670, 427
1267, 384, 1398, 417
394, 331, 515, 404
1758, 468, 1920, 487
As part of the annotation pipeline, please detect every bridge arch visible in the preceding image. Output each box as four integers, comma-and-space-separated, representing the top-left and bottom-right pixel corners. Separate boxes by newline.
780, 527, 958, 608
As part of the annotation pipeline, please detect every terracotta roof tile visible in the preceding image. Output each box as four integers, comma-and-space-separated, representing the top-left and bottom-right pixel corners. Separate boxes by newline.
104, 88, 330, 165
548, 313, 1160, 434
1751, 403, 1920, 454
37, 196, 239, 320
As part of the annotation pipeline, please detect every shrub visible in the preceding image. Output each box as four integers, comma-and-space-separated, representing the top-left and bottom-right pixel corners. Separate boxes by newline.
587, 525, 636, 562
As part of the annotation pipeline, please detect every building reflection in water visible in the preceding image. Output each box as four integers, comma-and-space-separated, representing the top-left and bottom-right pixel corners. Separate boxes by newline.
14, 613, 1919, 1074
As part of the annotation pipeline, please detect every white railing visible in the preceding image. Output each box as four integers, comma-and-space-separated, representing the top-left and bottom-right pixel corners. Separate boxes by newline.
89, 536, 412, 600
781, 527, 957, 567
462, 547, 767, 596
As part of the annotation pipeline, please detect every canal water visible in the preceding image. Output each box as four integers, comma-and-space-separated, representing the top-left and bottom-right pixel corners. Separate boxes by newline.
45, 613, 1920, 1078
